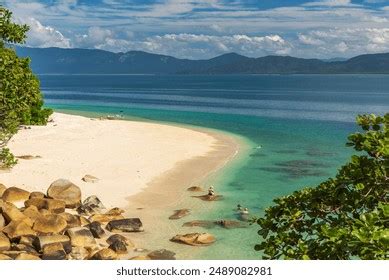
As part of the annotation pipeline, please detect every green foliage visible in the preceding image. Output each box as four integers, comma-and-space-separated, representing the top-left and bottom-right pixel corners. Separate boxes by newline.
0, 147, 17, 168
0, 7, 28, 46
255, 114, 389, 260
0, 7, 52, 168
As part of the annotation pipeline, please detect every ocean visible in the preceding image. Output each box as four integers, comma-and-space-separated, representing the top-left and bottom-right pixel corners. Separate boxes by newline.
40, 74, 389, 259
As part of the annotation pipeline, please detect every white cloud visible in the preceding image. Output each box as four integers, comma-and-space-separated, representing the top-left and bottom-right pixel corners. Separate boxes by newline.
71, 29, 292, 58
297, 28, 389, 57
304, 0, 354, 7
18, 17, 71, 48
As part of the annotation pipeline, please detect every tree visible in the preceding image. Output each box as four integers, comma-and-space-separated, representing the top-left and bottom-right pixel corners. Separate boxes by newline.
255, 114, 389, 260
0, 7, 52, 168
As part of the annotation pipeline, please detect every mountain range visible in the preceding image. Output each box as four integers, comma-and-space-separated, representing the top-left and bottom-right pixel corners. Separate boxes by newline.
15, 46, 389, 74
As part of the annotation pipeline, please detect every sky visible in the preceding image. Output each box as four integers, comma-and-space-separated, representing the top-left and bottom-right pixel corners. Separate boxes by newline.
3, 0, 389, 59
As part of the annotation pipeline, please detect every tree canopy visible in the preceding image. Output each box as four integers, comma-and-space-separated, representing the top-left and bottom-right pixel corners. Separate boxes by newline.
255, 114, 389, 259
0, 7, 52, 168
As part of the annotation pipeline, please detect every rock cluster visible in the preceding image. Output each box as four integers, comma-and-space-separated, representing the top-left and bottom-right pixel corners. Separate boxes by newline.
0, 180, 143, 260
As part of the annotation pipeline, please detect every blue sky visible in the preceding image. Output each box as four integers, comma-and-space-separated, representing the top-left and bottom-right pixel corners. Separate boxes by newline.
4, 0, 389, 59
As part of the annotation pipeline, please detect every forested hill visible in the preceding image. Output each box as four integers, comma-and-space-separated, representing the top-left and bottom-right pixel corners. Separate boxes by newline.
16, 47, 389, 74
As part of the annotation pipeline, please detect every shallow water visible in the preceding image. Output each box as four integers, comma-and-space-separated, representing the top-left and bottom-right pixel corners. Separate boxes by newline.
39, 74, 389, 259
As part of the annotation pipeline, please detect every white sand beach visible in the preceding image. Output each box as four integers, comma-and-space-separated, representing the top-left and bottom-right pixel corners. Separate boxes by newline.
0, 113, 238, 210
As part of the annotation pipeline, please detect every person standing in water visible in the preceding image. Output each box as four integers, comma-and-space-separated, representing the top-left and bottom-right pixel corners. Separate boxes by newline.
208, 186, 215, 196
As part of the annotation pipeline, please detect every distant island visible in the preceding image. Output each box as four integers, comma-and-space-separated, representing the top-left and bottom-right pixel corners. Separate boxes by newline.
16, 46, 389, 75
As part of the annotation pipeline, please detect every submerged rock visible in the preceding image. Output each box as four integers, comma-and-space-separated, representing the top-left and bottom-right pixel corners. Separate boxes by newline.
193, 194, 223, 201
147, 249, 176, 260
169, 209, 190, 220
182, 220, 215, 229
183, 220, 246, 229
47, 179, 81, 208
15, 155, 41, 160
187, 186, 204, 192
170, 233, 215, 246
106, 218, 143, 233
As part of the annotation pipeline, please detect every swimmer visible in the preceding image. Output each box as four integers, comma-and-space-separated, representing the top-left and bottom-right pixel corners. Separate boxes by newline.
240, 208, 249, 215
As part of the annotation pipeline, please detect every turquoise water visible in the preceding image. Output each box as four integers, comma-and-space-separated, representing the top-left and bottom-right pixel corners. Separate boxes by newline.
39, 74, 389, 259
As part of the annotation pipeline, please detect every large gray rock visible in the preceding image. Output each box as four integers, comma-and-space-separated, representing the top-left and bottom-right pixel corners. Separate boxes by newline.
106, 218, 143, 233
59, 212, 82, 228
66, 227, 96, 249
86, 221, 105, 238
2, 187, 30, 205
25, 198, 66, 214
47, 179, 81, 208
90, 248, 118, 260
89, 207, 124, 223
2, 220, 36, 240
69, 247, 90, 260
77, 195, 105, 216
1, 201, 33, 227
42, 243, 67, 260
108, 239, 127, 254
32, 214, 68, 234
29, 192, 45, 199
11, 243, 39, 255
106, 234, 134, 247
33, 235, 71, 254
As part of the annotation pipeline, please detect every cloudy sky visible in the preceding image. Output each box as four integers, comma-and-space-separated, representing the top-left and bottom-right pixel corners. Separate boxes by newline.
3, 0, 389, 59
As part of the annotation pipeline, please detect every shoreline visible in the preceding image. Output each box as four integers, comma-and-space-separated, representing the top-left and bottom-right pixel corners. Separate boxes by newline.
125, 129, 241, 259
0, 111, 242, 259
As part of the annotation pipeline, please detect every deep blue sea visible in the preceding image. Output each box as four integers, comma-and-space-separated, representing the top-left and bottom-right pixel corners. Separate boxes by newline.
40, 74, 389, 259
